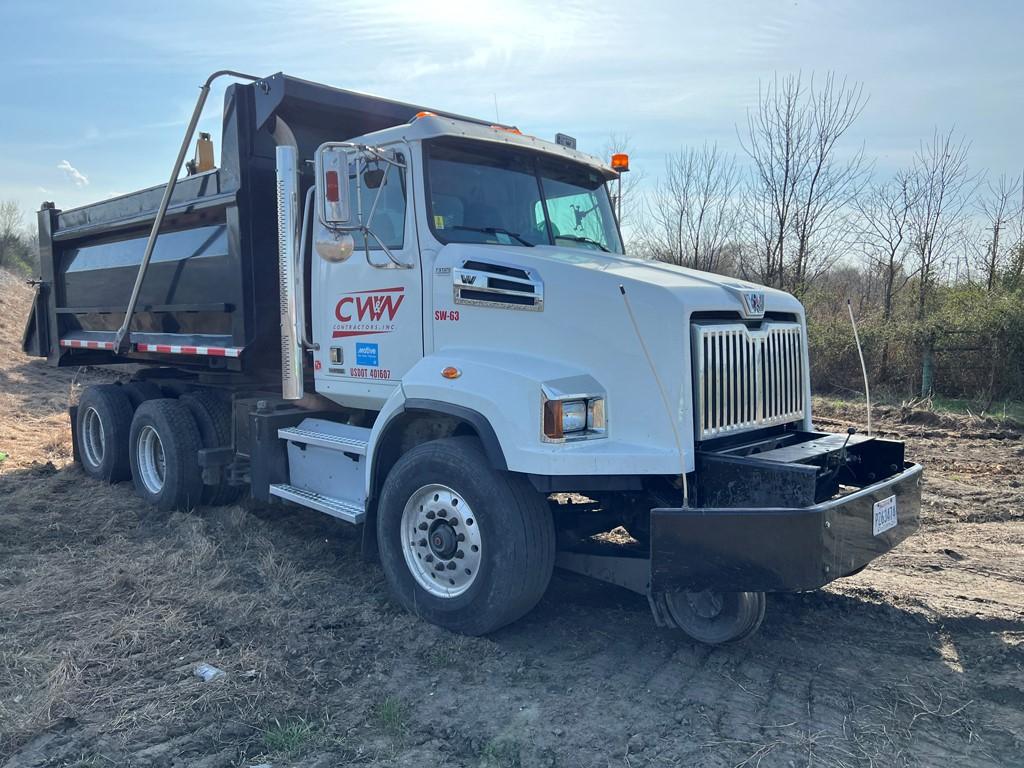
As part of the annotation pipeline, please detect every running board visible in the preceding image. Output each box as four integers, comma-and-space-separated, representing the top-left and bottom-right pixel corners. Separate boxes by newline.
268, 484, 366, 524
278, 422, 369, 454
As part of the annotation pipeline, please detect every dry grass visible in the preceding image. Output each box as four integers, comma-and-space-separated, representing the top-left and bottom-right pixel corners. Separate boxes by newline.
2, 269, 1022, 767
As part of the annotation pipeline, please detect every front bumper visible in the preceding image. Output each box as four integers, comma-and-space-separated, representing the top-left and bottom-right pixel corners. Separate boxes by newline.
650, 462, 923, 592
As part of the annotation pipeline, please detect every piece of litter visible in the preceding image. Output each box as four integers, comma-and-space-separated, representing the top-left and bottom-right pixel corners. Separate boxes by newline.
194, 663, 225, 682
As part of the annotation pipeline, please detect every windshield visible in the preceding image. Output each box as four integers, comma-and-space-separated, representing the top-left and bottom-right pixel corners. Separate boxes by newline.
425, 138, 623, 253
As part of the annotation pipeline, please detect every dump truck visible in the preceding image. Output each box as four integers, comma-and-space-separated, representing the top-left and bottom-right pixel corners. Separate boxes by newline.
21, 71, 922, 643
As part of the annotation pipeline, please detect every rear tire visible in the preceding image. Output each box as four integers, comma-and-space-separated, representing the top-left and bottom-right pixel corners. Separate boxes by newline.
120, 381, 163, 409
663, 590, 766, 644
128, 398, 204, 512
181, 390, 240, 506
76, 384, 134, 483
377, 437, 555, 635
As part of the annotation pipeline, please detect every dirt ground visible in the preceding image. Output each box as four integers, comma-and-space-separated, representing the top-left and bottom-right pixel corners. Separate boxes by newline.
1, 269, 1022, 768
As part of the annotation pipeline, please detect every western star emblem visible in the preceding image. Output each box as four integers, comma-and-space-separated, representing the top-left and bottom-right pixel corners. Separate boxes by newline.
747, 291, 765, 316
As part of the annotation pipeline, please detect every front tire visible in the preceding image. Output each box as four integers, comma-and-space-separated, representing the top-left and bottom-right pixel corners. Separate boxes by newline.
128, 398, 203, 512
377, 437, 555, 635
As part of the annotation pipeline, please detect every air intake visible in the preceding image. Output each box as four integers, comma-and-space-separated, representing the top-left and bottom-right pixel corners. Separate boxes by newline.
452, 262, 544, 311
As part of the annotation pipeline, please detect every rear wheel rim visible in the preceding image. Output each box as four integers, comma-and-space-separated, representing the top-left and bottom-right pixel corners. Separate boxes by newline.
81, 406, 105, 468
400, 483, 482, 598
137, 425, 166, 495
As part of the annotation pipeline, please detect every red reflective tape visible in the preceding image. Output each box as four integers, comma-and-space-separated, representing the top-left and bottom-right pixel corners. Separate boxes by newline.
206, 348, 227, 357
325, 170, 340, 202
181, 346, 198, 355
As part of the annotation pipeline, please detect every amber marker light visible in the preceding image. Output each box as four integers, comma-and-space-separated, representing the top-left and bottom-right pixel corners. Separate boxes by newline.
543, 399, 564, 440
441, 366, 461, 379
611, 153, 630, 172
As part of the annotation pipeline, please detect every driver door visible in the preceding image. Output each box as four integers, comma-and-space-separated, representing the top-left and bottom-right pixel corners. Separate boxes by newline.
312, 143, 422, 407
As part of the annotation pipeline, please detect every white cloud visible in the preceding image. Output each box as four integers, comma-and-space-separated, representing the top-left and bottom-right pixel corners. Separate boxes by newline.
57, 160, 89, 187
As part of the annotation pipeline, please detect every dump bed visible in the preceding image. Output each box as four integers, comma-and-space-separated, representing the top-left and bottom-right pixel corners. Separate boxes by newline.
21, 73, 487, 380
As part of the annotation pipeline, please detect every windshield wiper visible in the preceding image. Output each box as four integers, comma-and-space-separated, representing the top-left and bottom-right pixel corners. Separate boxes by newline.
556, 234, 610, 252
452, 226, 534, 247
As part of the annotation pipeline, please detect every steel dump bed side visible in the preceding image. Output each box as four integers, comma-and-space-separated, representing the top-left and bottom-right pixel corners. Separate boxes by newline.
21, 73, 486, 374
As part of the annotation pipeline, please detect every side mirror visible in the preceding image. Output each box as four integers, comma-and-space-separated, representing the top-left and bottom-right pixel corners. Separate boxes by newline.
315, 232, 355, 263
315, 144, 354, 227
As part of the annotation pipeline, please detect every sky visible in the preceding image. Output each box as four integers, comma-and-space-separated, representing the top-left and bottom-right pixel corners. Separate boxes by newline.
1, 0, 1022, 221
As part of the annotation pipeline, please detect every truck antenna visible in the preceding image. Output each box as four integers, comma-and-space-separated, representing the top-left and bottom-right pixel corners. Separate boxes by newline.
492, 93, 500, 124
619, 285, 689, 506
847, 299, 872, 436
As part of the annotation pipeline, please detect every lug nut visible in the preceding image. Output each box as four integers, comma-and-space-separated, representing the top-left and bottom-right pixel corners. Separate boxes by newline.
425, 554, 434, 563
438, 509, 447, 518
418, 538, 427, 547
456, 550, 464, 559
435, 562, 445, 571
446, 562, 456, 570
457, 533, 465, 542
426, 511, 436, 520
419, 522, 428, 531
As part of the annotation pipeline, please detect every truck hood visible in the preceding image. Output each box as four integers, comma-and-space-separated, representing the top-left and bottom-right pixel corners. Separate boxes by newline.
438, 243, 804, 319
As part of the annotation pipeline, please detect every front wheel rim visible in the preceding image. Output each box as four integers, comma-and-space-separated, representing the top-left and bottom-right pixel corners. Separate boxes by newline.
81, 406, 106, 468
400, 483, 482, 598
137, 425, 166, 495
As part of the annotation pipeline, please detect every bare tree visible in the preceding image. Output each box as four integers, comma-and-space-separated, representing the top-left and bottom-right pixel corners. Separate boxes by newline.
641, 143, 741, 273
906, 129, 977, 320
740, 72, 869, 294
976, 172, 1023, 290
856, 170, 918, 321
0, 200, 24, 269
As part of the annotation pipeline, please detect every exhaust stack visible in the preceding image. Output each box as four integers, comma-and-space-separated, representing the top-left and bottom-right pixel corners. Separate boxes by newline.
276, 145, 303, 400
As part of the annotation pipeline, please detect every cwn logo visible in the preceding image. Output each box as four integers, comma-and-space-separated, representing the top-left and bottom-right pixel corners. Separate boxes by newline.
333, 287, 405, 338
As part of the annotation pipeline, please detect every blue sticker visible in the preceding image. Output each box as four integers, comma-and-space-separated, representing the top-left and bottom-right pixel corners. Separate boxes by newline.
356, 342, 379, 367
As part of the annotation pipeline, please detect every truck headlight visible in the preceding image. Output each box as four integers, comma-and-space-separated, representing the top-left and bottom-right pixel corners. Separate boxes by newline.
561, 400, 587, 433
543, 395, 606, 441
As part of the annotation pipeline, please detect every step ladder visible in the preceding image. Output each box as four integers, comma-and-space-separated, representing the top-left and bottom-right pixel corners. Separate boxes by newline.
268, 418, 370, 524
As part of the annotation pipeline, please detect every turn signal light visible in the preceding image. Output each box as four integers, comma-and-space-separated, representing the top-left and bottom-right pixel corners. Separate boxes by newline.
441, 366, 461, 379
543, 399, 564, 440
611, 153, 630, 172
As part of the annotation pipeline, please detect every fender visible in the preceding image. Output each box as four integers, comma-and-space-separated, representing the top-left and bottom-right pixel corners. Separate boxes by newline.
365, 348, 680, 498
360, 349, 679, 560
365, 394, 507, 503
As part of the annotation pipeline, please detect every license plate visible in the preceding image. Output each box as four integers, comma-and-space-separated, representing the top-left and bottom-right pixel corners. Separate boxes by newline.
872, 495, 897, 536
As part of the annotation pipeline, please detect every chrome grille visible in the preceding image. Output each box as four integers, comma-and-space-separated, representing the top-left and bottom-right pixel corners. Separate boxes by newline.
692, 321, 806, 440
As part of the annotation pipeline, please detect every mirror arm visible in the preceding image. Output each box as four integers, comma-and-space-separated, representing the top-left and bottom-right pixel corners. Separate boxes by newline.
364, 228, 413, 270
